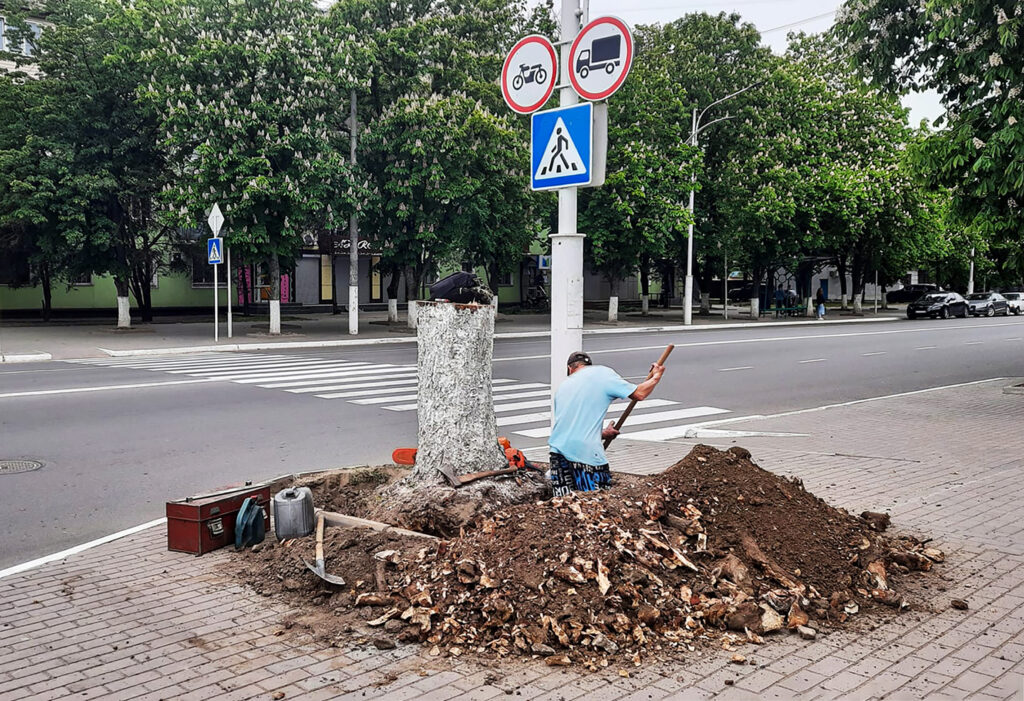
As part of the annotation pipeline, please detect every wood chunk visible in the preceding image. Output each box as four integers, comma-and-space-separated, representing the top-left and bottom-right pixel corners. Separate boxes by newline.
859, 511, 891, 531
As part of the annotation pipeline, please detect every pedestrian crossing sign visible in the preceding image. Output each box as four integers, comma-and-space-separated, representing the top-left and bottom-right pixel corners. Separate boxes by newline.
531, 103, 593, 191
207, 237, 223, 265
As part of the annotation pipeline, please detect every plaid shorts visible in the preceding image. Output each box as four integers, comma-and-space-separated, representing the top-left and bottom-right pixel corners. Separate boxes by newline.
548, 452, 612, 497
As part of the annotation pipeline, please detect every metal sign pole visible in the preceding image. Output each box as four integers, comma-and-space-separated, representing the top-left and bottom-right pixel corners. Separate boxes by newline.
550, 0, 584, 400
227, 245, 233, 338
213, 252, 219, 343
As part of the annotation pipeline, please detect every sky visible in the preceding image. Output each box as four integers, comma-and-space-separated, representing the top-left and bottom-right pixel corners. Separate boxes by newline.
580, 0, 944, 126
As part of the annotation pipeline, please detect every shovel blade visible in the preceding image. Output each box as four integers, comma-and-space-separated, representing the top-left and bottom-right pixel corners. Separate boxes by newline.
303, 557, 346, 586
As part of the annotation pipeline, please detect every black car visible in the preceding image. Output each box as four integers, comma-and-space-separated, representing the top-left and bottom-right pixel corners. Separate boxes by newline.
907, 292, 968, 319
887, 283, 943, 304
966, 292, 1010, 317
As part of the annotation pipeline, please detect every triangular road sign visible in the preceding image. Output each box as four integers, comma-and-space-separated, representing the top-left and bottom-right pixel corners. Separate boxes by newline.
534, 117, 586, 180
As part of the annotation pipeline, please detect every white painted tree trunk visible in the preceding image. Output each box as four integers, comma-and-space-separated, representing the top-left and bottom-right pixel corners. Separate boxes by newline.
116, 296, 131, 329
608, 296, 618, 322
269, 300, 281, 335
853, 295, 863, 315
700, 293, 711, 315
806, 297, 814, 317
750, 298, 759, 319
841, 293, 849, 310
641, 294, 649, 315
407, 300, 419, 329
412, 302, 506, 484
388, 298, 399, 323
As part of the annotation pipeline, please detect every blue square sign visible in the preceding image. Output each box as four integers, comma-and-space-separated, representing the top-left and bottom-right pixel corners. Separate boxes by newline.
207, 237, 223, 265
531, 103, 592, 191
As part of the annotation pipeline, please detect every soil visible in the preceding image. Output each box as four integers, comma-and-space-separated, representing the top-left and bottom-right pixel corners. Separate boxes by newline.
231, 446, 940, 668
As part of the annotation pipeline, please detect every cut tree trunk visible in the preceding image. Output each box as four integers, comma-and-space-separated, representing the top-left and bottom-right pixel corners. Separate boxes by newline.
411, 301, 506, 485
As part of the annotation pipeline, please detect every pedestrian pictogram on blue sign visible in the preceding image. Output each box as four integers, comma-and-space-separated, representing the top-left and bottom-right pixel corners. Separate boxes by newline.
208, 237, 223, 265
531, 103, 593, 191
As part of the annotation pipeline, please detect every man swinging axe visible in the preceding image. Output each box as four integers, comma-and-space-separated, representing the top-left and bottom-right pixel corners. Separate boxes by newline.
548, 350, 666, 497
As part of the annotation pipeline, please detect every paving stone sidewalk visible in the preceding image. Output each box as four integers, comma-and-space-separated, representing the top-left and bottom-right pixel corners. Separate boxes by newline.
2, 379, 1023, 700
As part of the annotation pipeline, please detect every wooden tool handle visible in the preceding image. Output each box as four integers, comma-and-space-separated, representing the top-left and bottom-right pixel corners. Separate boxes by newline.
603, 344, 675, 448
314, 513, 325, 565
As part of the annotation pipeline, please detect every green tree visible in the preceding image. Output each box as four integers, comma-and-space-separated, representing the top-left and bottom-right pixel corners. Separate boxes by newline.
833, 0, 1024, 279
580, 23, 697, 311
0, 0, 173, 325
140, 0, 362, 334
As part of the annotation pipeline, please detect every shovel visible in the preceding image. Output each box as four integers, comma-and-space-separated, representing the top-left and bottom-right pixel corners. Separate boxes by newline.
603, 344, 675, 448
303, 513, 346, 585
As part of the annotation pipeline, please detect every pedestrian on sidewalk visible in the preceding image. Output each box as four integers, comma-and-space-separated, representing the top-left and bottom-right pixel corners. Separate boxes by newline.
815, 287, 826, 320
547, 351, 665, 496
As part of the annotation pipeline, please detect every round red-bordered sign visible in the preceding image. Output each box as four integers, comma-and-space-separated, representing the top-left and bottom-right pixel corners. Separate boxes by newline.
501, 35, 558, 115
568, 16, 634, 102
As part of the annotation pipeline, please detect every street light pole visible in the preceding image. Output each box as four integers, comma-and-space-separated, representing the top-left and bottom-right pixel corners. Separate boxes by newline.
684, 81, 764, 325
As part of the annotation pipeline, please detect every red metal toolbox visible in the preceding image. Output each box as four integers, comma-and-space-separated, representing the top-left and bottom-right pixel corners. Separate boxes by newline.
166, 484, 270, 555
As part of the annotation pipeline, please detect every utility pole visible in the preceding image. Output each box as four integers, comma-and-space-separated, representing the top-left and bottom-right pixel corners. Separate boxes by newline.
349, 90, 359, 335
549, 0, 585, 396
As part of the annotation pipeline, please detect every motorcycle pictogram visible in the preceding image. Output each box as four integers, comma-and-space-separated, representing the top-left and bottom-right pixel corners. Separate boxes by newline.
511, 63, 548, 91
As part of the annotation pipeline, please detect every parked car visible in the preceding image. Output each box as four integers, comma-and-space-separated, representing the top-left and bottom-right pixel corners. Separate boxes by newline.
886, 283, 943, 304
966, 292, 1010, 317
1002, 292, 1023, 315
907, 292, 969, 319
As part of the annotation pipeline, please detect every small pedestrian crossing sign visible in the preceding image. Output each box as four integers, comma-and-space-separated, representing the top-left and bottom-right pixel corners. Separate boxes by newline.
531, 103, 593, 191
207, 237, 223, 265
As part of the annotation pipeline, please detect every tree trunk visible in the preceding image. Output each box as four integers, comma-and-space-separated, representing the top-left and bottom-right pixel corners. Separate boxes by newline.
751, 266, 762, 320
412, 301, 506, 485
608, 295, 618, 322
269, 252, 281, 335
114, 276, 131, 329
406, 265, 421, 329
40, 263, 52, 322
836, 256, 849, 310
851, 256, 864, 315
331, 250, 339, 315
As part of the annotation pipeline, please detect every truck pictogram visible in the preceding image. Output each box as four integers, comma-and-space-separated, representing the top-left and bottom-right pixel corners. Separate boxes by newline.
575, 35, 621, 79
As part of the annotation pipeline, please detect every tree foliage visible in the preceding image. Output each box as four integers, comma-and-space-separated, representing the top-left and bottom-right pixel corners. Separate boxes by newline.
833, 0, 1024, 268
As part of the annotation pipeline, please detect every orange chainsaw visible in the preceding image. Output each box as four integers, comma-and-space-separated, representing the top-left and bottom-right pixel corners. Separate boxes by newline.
392, 436, 543, 487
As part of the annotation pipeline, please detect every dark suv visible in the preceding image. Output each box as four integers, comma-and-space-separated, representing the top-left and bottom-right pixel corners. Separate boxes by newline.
886, 283, 943, 304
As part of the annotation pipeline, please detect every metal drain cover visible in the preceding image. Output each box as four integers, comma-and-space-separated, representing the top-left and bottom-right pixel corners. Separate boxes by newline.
0, 459, 43, 474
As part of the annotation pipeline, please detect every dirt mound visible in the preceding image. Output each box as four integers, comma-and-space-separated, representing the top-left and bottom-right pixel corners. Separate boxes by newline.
233, 445, 939, 667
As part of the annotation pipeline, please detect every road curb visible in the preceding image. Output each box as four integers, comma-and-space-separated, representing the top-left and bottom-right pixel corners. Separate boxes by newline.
0, 352, 53, 363
97, 317, 898, 357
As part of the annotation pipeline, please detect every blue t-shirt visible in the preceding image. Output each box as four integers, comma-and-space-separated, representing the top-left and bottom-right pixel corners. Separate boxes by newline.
549, 365, 638, 466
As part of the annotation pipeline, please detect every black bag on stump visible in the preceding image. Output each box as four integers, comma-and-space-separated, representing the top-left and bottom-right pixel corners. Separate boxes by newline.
429, 272, 492, 304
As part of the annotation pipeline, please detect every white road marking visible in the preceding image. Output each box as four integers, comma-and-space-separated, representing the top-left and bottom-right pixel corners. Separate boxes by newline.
633, 377, 1007, 439
163, 359, 367, 374
798, 358, 826, 364
175, 361, 373, 379
1006, 338, 1022, 342
0, 518, 167, 580
264, 370, 418, 389
491, 320, 1024, 363
514, 404, 726, 439
0, 378, 219, 399
500, 399, 679, 430
718, 366, 753, 372
301, 383, 421, 398
914, 346, 937, 350
231, 366, 409, 383
862, 351, 886, 356
965, 341, 984, 345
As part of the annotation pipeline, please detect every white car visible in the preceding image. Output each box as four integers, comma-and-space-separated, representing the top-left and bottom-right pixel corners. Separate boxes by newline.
1004, 292, 1024, 315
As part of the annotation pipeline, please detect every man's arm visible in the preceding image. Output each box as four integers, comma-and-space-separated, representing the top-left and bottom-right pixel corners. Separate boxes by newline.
629, 363, 665, 401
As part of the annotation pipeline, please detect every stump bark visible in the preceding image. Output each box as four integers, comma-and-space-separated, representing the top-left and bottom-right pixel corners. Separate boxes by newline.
412, 301, 506, 484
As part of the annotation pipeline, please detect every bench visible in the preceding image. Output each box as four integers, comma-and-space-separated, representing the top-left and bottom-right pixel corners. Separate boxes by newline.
759, 306, 806, 318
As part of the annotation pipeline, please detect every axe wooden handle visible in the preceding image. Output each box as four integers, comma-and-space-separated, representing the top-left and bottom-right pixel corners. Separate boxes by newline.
603, 344, 674, 448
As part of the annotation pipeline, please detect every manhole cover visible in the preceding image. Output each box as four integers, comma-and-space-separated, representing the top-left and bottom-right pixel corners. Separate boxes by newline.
0, 460, 43, 474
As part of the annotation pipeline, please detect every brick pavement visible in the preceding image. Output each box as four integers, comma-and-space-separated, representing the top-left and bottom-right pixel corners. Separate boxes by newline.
2, 378, 1024, 699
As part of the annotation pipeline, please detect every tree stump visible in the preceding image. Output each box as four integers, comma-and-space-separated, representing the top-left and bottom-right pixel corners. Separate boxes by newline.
412, 301, 506, 485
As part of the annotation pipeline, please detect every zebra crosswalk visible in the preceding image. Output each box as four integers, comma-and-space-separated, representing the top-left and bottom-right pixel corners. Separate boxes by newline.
67, 353, 732, 442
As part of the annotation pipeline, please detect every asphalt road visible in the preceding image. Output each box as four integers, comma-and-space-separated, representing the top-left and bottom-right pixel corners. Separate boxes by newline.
2, 315, 1023, 570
